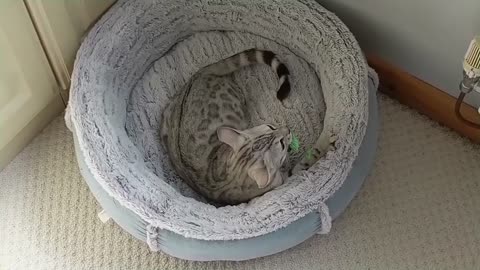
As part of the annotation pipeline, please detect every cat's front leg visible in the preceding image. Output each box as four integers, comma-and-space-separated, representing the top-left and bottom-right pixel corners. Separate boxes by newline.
291, 132, 337, 175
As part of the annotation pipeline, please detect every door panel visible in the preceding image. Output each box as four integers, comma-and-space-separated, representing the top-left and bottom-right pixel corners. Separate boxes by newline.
0, 0, 64, 169
25, 0, 116, 92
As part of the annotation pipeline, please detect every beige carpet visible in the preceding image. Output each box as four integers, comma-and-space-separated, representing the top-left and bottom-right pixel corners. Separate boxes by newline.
1, 94, 479, 270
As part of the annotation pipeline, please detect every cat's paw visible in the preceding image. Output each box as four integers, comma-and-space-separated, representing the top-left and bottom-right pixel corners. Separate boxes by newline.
291, 137, 338, 175
328, 135, 338, 151
291, 149, 322, 175
329, 134, 338, 144
291, 162, 307, 175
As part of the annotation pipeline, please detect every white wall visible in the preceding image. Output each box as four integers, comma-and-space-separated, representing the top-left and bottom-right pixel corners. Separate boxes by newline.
317, 0, 480, 107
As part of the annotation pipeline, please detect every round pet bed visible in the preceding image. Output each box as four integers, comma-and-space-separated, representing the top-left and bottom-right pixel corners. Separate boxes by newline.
66, 0, 379, 261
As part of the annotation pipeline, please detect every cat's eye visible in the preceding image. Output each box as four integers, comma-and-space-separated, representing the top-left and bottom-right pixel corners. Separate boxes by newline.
267, 125, 276, 130
279, 138, 285, 149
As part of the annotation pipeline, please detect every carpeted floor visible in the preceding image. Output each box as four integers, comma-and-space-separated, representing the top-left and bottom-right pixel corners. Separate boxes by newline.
1, 94, 479, 270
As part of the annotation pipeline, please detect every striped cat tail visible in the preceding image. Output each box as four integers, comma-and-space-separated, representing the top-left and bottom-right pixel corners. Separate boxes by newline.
202, 49, 291, 101
252, 50, 291, 101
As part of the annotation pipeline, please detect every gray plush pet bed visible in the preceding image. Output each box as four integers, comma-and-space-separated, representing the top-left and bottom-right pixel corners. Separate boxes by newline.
66, 0, 379, 260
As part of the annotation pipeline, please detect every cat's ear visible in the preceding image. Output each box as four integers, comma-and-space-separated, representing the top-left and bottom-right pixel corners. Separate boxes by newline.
248, 167, 270, 188
217, 127, 246, 151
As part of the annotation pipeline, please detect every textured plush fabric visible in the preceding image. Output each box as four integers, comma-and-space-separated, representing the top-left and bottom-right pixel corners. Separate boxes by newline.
65, 0, 372, 244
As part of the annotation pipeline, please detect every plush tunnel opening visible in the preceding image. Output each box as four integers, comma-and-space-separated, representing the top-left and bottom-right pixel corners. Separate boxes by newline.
124, 29, 328, 202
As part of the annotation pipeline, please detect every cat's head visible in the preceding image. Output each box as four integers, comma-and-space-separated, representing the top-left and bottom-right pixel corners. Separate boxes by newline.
217, 124, 292, 189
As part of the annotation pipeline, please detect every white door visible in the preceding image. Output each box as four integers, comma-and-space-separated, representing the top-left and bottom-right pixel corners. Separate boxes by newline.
0, 1, 64, 169
25, 0, 116, 97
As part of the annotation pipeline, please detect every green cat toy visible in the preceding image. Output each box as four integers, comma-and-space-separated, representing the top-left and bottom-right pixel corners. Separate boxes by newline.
289, 134, 300, 153
289, 133, 313, 160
